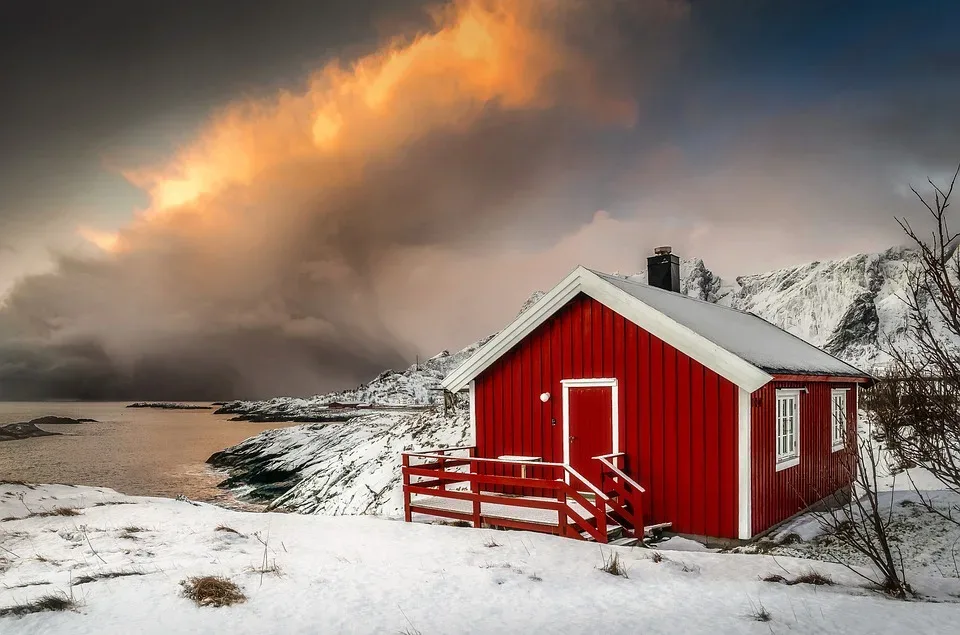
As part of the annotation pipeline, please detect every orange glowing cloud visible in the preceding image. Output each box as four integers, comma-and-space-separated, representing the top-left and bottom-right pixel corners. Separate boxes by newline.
77, 226, 122, 253
78, 0, 633, 248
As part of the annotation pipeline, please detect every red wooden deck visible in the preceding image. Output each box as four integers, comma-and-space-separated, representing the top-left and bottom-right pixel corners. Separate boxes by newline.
401, 446, 658, 543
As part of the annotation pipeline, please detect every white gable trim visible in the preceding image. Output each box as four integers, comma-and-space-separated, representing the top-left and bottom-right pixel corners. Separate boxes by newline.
441, 266, 774, 393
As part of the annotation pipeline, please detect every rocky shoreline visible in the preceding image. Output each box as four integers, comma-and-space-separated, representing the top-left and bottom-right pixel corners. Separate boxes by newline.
0, 416, 96, 442
206, 409, 470, 512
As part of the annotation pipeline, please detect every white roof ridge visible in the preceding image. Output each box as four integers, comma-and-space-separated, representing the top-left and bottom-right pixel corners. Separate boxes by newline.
587, 268, 751, 316
590, 267, 868, 377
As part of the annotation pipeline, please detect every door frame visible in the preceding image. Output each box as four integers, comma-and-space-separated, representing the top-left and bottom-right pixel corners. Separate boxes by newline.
561, 378, 619, 486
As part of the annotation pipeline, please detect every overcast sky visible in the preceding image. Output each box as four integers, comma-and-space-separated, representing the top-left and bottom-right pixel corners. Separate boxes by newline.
0, 0, 958, 400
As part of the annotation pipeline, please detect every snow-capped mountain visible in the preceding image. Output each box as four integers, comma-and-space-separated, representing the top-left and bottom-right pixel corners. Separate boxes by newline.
210, 246, 929, 516
626, 246, 916, 373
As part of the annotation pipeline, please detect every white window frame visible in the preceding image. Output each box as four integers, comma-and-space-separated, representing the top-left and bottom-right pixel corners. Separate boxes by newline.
775, 389, 801, 471
831, 388, 848, 452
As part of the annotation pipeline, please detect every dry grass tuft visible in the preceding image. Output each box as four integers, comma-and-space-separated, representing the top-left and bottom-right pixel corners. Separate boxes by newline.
48, 507, 81, 517
26, 507, 82, 518
122, 526, 146, 533
598, 550, 629, 578
747, 599, 772, 622
180, 576, 246, 607
0, 593, 77, 617
72, 569, 146, 585
763, 570, 834, 586
483, 539, 501, 548
246, 562, 283, 577
651, 551, 663, 563
215, 525, 244, 536
793, 571, 835, 586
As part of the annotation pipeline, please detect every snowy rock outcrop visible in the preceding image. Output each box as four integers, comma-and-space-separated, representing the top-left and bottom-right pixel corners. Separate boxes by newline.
210, 410, 469, 515
211, 247, 938, 516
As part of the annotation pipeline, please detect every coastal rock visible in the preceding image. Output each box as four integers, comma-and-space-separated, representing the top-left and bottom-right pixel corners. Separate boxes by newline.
27, 416, 97, 425
0, 422, 61, 442
0, 416, 95, 442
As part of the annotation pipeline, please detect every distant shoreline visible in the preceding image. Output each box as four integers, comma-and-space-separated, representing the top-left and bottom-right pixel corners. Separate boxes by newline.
126, 402, 213, 410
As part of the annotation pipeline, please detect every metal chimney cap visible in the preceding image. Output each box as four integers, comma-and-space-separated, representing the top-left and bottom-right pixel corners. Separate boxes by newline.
653, 246, 672, 255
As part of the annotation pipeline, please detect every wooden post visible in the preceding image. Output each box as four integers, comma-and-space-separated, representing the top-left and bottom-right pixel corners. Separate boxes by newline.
557, 487, 567, 537
596, 499, 607, 543
471, 456, 481, 528
438, 454, 446, 492
402, 454, 412, 523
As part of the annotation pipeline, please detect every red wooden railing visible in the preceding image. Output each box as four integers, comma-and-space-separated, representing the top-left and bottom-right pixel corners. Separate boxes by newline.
401, 447, 645, 543
594, 452, 645, 536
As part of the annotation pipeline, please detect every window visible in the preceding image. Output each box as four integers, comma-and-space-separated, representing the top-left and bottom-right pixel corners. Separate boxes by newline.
776, 389, 801, 470
831, 389, 848, 452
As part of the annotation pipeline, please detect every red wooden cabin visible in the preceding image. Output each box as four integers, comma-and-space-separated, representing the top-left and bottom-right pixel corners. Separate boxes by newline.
402, 248, 873, 544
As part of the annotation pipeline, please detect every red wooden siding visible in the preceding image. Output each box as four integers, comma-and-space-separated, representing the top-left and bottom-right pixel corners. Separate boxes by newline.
473, 293, 740, 539
750, 381, 858, 535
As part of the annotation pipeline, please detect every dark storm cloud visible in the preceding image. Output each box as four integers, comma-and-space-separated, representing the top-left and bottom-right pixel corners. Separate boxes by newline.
1, 0, 958, 400
0, 0, 424, 234
0, 0, 689, 399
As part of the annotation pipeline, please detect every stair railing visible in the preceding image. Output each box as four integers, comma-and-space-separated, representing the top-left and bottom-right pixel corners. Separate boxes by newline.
593, 452, 645, 535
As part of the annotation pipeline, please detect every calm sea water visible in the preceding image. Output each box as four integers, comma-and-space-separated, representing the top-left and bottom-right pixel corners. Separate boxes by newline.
0, 402, 295, 504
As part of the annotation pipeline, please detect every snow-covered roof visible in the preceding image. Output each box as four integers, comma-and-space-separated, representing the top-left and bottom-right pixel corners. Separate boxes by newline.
592, 270, 869, 378
441, 266, 870, 393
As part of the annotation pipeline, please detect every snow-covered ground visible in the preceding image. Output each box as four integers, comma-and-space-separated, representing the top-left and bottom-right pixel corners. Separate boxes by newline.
3, 483, 960, 635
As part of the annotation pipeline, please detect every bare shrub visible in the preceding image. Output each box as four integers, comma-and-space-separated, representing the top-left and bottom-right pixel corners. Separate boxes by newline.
180, 576, 246, 607
870, 165, 960, 520
812, 432, 912, 599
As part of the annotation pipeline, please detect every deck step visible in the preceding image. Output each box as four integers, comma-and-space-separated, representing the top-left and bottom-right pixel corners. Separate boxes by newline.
643, 522, 672, 538
608, 536, 640, 547
581, 524, 625, 542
